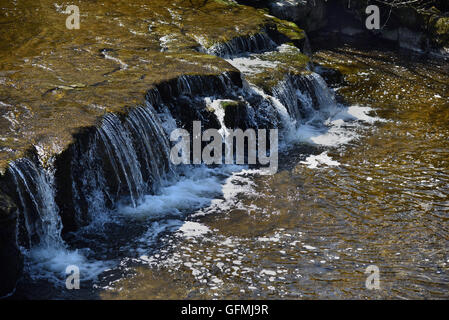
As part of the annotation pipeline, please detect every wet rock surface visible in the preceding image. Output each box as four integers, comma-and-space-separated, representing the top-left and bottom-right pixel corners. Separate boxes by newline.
0, 0, 308, 295
0, 193, 21, 297
240, 1, 449, 55
0, 0, 303, 172
1, 0, 447, 300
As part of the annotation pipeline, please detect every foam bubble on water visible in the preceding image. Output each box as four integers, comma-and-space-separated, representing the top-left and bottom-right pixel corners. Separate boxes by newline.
119, 166, 240, 218
260, 269, 277, 276
295, 105, 383, 146
177, 221, 211, 238
300, 152, 340, 169
226, 56, 278, 75
26, 246, 111, 283
341, 105, 383, 124
118, 164, 255, 263
192, 168, 260, 217
298, 123, 358, 146
136, 219, 184, 250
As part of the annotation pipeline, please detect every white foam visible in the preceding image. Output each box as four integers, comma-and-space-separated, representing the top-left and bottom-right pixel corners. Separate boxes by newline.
226, 56, 278, 75
121, 178, 219, 217
294, 105, 383, 146
178, 221, 211, 238
192, 168, 260, 217
340, 105, 383, 124
26, 245, 110, 283
138, 219, 183, 244
119, 166, 235, 218
300, 152, 340, 169
296, 122, 358, 146
261, 269, 277, 276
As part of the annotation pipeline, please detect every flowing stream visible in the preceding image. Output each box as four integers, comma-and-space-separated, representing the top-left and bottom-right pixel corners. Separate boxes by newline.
98, 44, 448, 300
5, 30, 448, 299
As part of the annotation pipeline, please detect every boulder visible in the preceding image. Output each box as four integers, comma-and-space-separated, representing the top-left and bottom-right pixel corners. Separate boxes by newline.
269, 0, 328, 32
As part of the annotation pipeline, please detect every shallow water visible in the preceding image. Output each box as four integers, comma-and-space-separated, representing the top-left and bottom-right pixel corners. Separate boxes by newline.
13, 41, 449, 300
98, 46, 448, 300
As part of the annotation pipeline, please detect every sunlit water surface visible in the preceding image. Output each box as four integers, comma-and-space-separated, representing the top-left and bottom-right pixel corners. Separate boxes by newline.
15, 44, 449, 300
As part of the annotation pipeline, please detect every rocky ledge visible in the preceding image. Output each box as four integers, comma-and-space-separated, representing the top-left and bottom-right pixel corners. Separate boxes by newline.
0, 0, 308, 297
240, 0, 449, 55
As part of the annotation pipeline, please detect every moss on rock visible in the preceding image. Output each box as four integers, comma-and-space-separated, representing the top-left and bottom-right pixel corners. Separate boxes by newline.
272, 18, 306, 41
243, 44, 310, 92
433, 16, 449, 46
0, 0, 308, 173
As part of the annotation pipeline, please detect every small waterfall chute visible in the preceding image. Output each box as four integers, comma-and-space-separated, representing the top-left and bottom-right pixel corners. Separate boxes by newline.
125, 104, 173, 191
9, 158, 64, 250
96, 113, 145, 208
203, 32, 277, 58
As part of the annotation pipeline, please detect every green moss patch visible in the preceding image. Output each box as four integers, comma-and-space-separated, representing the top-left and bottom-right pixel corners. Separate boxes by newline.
243, 44, 310, 92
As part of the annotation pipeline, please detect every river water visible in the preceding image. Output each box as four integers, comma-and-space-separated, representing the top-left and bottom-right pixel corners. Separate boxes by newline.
19, 42, 449, 300
11, 34, 449, 299
102, 45, 448, 300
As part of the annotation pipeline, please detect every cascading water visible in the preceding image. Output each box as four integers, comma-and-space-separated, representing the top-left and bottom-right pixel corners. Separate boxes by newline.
6, 158, 93, 284
245, 83, 297, 142
69, 134, 112, 225
201, 32, 278, 58
9, 158, 64, 250
214, 38, 344, 139
68, 102, 175, 226
272, 74, 305, 122
5, 29, 378, 293
272, 72, 339, 126
218, 39, 380, 152
96, 114, 145, 208
4, 100, 181, 284
125, 103, 173, 192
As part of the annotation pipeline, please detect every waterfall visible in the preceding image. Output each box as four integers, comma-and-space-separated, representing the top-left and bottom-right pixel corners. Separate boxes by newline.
197, 31, 340, 136
202, 32, 277, 58
270, 72, 338, 125
69, 132, 112, 225
7, 158, 107, 284
96, 114, 145, 208
125, 103, 173, 192
272, 75, 304, 121
300, 73, 337, 111
9, 158, 64, 250
68, 103, 174, 226
1, 97, 183, 285
2, 27, 345, 289
245, 83, 296, 141
152, 73, 238, 105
